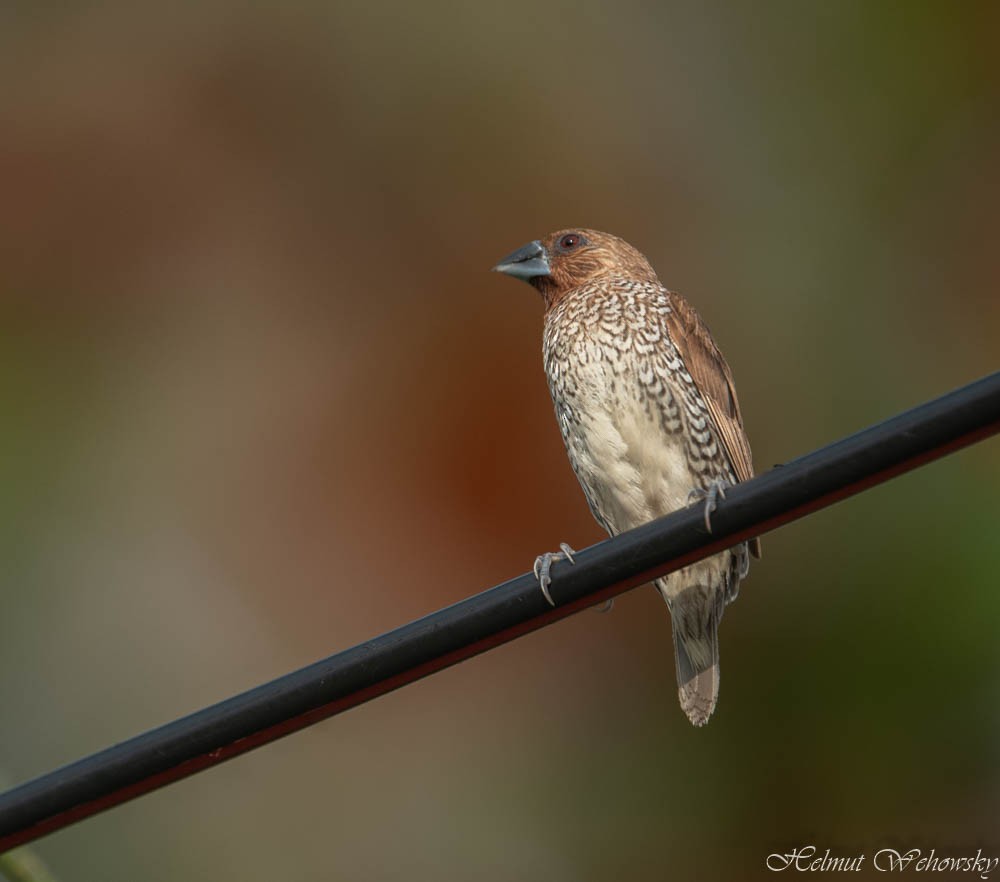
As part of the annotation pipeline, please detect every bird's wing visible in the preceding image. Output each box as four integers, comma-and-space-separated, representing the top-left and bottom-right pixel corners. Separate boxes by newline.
665, 290, 761, 558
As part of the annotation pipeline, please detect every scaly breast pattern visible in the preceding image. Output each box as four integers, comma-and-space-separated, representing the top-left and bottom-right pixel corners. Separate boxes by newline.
542, 278, 734, 538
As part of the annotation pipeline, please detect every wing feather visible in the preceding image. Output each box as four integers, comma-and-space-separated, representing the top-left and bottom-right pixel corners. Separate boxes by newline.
666, 291, 762, 558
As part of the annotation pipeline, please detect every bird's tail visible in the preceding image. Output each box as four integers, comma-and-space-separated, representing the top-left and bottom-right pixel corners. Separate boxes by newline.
660, 579, 723, 727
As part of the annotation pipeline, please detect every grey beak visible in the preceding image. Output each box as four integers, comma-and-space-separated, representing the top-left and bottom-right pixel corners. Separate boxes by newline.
492, 240, 551, 281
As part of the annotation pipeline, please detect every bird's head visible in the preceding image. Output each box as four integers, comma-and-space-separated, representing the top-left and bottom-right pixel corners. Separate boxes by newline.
492, 228, 659, 308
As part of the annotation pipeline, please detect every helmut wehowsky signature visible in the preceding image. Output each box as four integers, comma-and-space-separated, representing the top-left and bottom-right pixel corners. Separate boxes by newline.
766, 845, 998, 878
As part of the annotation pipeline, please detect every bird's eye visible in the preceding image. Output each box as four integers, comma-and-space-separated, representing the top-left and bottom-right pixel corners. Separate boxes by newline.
558, 233, 583, 251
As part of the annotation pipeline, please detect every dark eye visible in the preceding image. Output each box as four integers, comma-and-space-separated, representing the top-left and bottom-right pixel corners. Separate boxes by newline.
557, 233, 585, 251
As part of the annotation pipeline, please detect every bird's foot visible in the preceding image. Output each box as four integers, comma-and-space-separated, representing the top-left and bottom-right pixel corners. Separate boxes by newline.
533, 542, 576, 607
687, 479, 731, 533
595, 598, 615, 614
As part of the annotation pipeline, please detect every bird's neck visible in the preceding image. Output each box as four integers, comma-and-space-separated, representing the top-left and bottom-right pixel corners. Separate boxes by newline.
541, 274, 649, 316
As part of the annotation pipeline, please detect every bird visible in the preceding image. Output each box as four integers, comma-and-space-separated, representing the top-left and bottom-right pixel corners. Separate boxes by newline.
493, 228, 760, 726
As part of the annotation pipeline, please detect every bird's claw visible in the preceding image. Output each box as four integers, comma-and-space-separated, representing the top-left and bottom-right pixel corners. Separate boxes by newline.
533, 542, 577, 607
687, 480, 729, 533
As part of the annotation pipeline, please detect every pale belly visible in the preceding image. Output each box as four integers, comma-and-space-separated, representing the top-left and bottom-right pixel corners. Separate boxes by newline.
553, 345, 695, 521
551, 353, 736, 605
569, 396, 694, 533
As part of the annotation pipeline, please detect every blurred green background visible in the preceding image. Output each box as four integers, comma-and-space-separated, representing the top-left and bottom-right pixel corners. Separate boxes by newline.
2, 2, 998, 880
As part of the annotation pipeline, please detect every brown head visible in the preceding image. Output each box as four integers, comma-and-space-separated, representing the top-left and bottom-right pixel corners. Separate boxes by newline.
492, 229, 660, 309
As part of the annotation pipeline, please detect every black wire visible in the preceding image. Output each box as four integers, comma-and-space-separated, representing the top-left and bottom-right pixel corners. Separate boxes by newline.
1, 371, 999, 852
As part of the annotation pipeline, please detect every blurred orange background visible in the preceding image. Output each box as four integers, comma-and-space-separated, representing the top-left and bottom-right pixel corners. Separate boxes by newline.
1, 3, 998, 880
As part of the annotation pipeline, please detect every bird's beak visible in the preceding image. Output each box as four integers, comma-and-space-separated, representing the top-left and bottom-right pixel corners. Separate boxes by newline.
491, 240, 551, 281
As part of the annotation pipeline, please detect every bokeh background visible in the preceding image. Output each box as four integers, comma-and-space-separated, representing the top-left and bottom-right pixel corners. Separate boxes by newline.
2, 3, 998, 880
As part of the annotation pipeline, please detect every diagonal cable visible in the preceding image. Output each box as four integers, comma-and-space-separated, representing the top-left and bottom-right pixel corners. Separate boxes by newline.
1, 371, 998, 852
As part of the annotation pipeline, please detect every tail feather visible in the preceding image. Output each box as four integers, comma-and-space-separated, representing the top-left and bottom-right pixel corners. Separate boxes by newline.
664, 580, 723, 727
678, 667, 719, 727
675, 655, 719, 727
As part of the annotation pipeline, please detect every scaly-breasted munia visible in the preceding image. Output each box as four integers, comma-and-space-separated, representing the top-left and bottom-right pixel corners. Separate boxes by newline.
494, 229, 760, 726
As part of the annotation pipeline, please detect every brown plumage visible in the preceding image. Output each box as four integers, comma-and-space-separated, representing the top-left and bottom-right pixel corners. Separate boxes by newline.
494, 228, 760, 726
